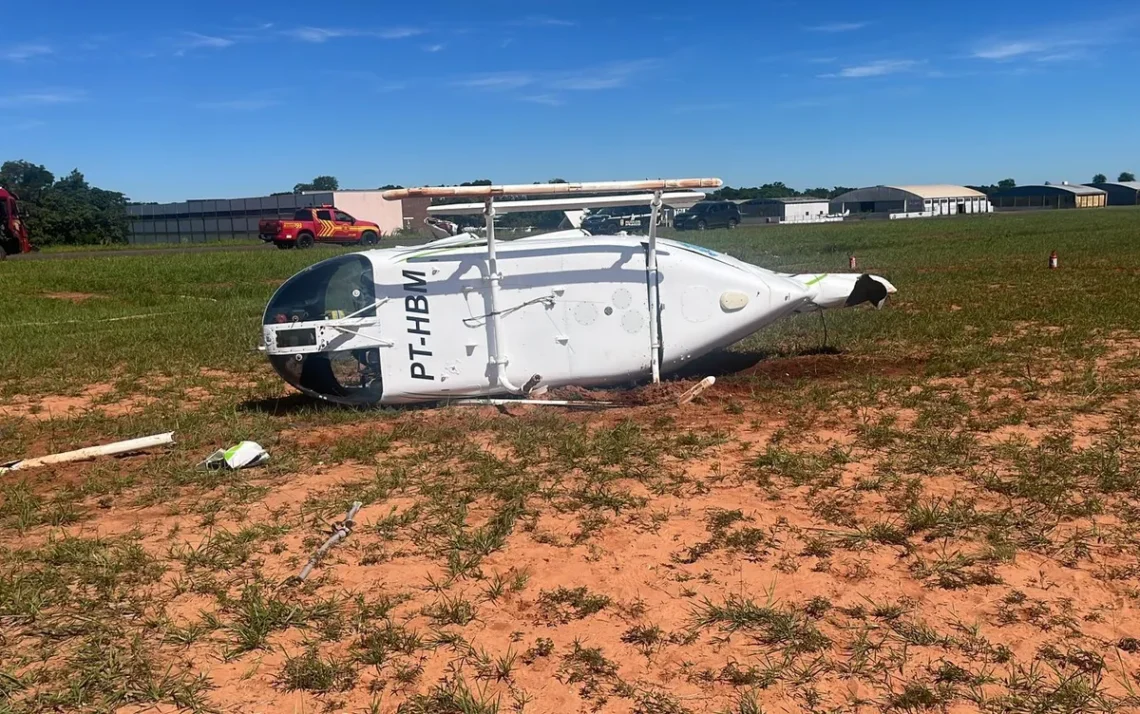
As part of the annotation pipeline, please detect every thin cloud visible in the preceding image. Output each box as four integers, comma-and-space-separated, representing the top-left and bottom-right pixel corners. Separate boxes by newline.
0, 90, 86, 107
377, 27, 423, 39
552, 75, 625, 90
515, 15, 576, 27
3, 44, 52, 62
180, 32, 234, 50
457, 72, 536, 90
550, 59, 658, 91
806, 22, 869, 33
458, 59, 657, 97
285, 27, 351, 42
1034, 51, 1085, 63
284, 26, 422, 42
973, 41, 1090, 62
822, 59, 919, 78
196, 98, 281, 111
971, 16, 1138, 62
423, 43, 445, 53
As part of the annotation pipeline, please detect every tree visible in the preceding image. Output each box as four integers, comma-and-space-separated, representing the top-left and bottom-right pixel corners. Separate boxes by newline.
1093, 173, 1107, 184
293, 175, 339, 193
1120, 172, 1136, 182
0, 160, 55, 200
998, 178, 1016, 190
1, 160, 128, 245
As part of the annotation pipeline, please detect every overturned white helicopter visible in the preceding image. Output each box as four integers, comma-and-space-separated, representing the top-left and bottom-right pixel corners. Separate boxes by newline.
261, 178, 896, 406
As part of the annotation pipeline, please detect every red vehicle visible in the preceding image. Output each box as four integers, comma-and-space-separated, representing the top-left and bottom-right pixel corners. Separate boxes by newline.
0, 187, 32, 259
259, 205, 381, 250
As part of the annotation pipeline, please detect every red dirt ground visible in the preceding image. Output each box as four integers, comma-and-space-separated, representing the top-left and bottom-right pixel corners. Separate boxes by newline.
3, 352, 1140, 713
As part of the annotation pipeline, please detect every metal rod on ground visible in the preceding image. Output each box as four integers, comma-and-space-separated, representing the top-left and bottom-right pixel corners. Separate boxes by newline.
450, 398, 616, 408
296, 501, 363, 582
0, 432, 175, 474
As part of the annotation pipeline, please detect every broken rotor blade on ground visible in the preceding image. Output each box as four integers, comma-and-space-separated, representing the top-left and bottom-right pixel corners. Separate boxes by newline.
0, 432, 175, 474
677, 376, 716, 405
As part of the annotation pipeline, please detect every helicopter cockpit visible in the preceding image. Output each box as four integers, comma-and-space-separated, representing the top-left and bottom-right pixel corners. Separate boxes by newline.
262, 254, 385, 405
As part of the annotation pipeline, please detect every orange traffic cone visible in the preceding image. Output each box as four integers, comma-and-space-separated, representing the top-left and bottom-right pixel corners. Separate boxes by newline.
1049, 250, 1058, 269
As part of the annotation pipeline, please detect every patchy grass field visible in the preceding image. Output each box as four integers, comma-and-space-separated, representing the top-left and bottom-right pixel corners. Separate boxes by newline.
2, 208, 1140, 713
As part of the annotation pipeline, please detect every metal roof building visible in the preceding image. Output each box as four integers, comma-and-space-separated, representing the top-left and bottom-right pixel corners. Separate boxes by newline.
991, 183, 1107, 210
1085, 181, 1140, 206
829, 185, 991, 219
738, 196, 835, 224
126, 190, 430, 245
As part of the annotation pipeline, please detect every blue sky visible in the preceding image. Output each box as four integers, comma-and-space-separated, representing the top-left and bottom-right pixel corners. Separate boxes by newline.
4, 0, 1139, 202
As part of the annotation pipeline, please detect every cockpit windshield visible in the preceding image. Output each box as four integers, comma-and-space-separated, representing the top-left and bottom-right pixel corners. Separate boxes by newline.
263, 254, 384, 405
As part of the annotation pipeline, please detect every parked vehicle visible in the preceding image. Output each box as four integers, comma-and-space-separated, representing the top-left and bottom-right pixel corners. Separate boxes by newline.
673, 200, 740, 231
0, 187, 33, 259
581, 205, 657, 234
259, 205, 381, 249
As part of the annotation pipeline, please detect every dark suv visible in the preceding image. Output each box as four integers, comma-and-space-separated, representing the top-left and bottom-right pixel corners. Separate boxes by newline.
582, 206, 653, 234
673, 201, 741, 231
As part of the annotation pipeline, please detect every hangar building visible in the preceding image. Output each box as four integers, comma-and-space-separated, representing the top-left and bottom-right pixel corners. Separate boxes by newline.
738, 197, 835, 224
1085, 181, 1140, 206
829, 185, 991, 219
990, 183, 1107, 210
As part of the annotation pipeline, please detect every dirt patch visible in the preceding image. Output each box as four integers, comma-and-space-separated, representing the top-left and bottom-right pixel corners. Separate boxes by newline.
41, 291, 103, 303
6, 344, 1140, 713
0, 383, 155, 421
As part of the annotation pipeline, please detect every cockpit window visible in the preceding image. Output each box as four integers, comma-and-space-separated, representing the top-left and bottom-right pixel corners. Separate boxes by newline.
264, 254, 376, 326
264, 254, 384, 405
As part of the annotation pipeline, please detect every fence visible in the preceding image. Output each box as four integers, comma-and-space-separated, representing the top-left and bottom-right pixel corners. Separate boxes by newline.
126, 192, 336, 245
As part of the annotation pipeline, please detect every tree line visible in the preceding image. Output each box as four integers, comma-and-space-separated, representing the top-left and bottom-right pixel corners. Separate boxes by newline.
0, 160, 129, 246
10, 163, 1132, 247
1093, 172, 1136, 183
708, 183, 858, 200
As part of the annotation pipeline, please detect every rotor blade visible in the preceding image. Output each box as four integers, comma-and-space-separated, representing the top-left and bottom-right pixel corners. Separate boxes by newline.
427, 191, 707, 216
384, 178, 722, 200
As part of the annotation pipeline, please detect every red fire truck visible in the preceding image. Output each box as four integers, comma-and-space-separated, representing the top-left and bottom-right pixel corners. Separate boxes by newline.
258, 205, 381, 250
0, 187, 32, 259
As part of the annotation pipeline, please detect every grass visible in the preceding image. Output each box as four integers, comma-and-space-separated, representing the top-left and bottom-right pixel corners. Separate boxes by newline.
4, 208, 1140, 711
224, 583, 313, 655
276, 647, 357, 693
536, 586, 612, 624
